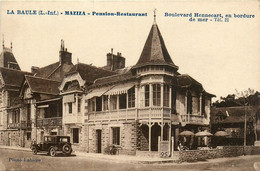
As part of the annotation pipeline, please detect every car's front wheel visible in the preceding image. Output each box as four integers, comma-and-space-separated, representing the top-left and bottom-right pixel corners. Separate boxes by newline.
49, 147, 56, 157
62, 144, 72, 155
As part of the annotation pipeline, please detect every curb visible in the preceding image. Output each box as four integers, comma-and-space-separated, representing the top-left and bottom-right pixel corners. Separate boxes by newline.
0, 146, 31, 152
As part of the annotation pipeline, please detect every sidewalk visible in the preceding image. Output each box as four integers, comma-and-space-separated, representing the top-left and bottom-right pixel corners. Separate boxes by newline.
0, 145, 176, 164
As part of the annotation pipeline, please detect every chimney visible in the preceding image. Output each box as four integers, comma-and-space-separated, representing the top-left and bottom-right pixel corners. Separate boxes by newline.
106, 49, 125, 71
31, 66, 39, 74
59, 39, 72, 65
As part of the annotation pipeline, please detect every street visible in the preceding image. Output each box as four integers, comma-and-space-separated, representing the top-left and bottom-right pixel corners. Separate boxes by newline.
0, 148, 260, 171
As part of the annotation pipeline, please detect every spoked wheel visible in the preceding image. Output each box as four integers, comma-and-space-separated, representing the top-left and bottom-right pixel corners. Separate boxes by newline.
49, 147, 56, 157
62, 144, 72, 155
32, 147, 37, 155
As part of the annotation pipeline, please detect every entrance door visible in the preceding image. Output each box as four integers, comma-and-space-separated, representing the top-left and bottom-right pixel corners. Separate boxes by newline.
96, 130, 102, 153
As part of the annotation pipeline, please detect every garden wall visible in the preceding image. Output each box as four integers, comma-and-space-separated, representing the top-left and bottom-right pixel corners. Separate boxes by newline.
178, 146, 260, 162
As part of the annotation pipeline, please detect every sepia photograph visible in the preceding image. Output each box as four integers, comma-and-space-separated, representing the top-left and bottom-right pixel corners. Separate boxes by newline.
0, 1, 259, 170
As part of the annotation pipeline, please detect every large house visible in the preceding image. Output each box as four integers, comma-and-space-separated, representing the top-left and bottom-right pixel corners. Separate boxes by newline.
60, 19, 215, 155
0, 18, 214, 156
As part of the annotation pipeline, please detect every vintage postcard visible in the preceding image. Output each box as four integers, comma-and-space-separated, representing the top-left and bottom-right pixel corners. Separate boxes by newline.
0, 1, 259, 171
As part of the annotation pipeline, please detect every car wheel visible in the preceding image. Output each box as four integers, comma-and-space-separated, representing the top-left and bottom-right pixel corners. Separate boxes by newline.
32, 147, 37, 155
62, 144, 72, 155
49, 147, 56, 157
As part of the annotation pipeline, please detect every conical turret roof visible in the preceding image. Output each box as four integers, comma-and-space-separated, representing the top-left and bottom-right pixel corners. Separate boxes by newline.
134, 23, 178, 70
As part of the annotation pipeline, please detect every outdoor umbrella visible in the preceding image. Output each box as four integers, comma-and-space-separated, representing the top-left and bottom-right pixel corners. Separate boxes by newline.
195, 131, 213, 137
214, 131, 229, 137
179, 131, 194, 136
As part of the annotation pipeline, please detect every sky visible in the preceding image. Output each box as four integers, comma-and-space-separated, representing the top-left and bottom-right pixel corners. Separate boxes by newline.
0, 1, 259, 101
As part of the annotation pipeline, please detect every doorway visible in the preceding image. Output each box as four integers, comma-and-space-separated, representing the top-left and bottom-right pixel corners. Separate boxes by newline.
96, 130, 102, 153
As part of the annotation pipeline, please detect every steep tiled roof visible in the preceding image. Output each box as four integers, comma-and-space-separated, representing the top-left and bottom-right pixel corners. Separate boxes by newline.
0, 49, 21, 70
173, 74, 202, 88
34, 62, 60, 78
34, 62, 74, 82
210, 106, 260, 124
134, 24, 178, 69
93, 71, 136, 87
25, 75, 61, 95
0, 67, 31, 88
66, 63, 116, 84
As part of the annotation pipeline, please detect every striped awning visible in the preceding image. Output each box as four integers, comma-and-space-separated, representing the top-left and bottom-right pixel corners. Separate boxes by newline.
85, 86, 112, 99
104, 82, 135, 95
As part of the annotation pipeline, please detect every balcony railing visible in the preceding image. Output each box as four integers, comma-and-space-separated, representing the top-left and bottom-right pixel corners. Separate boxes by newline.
86, 107, 171, 122
7, 121, 31, 129
179, 114, 208, 125
36, 117, 62, 127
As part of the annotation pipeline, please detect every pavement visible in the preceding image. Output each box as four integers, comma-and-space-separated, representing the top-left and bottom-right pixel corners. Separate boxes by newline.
0, 145, 176, 164
1, 145, 260, 169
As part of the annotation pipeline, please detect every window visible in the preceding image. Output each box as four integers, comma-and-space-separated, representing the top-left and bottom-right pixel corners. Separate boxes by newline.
27, 105, 31, 121
202, 94, 205, 115
50, 132, 57, 135
59, 137, 69, 143
112, 127, 120, 145
78, 99, 81, 113
171, 88, 177, 114
27, 132, 31, 141
68, 103, 72, 114
187, 92, 192, 114
73, 128, 79, 143
153, 84, 161, 106
89, 99, 96, 112
110, 95, 117, 110
96, 97, 102, 111
119, 94, 126, 109
128, 87, 135, 108
145, 85, 150, 107
163, 85, 169, 107
103, 95, 109, 111
197, 95, 200, 113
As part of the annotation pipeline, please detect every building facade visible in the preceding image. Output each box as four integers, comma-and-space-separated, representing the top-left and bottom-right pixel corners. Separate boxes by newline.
0, 19, 214, 156
60, 20, 214, 155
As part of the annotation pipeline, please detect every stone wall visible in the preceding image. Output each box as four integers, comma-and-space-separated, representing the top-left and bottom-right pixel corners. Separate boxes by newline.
137, 125, 149, 151
178, 146, 260, 162
88, 121, 138, 155
120, 121, 137, 155
0, 130, 22, 147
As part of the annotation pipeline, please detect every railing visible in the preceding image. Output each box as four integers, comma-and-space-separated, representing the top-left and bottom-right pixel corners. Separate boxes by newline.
36, 117, 62, 127
179, 114, 208, 125
7, 121, 32, 129
87, 107, 171, 122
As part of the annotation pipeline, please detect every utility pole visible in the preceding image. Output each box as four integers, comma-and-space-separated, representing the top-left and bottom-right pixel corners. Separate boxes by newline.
243, 100, 247, 155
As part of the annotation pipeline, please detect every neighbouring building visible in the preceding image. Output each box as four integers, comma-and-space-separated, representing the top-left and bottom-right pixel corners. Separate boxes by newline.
0, 43, 32, 147
18, 40, 74, 146
211, 106, 260, 146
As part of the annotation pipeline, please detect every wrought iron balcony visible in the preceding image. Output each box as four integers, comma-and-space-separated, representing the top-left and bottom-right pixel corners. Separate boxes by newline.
36, 117, 62, 127
7, 121, 31, 129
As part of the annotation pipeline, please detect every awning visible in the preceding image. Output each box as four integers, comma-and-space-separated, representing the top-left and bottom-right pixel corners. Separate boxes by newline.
34, 97, 61, 104
85, 86, 112, 99
104, 82, 135, 95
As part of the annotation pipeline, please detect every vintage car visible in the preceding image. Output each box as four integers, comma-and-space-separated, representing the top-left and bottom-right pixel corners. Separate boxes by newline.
31, 136, 72, 157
